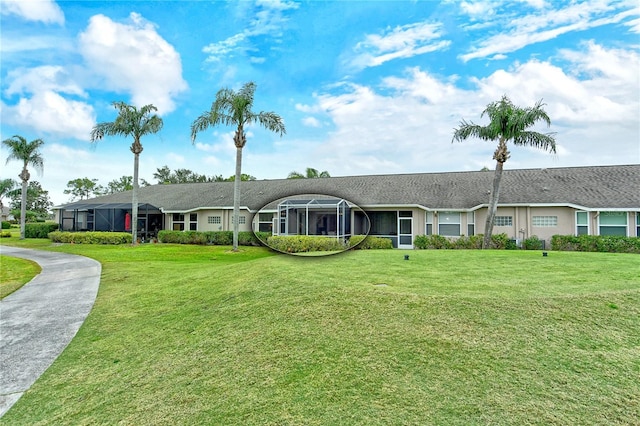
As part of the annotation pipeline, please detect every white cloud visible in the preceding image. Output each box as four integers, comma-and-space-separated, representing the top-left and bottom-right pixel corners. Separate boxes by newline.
302, 116, 321, 128
350, 22, 450, 70
0, 0, 64, 25
460, 1, 638, 61
1, 91, 96, 140
78, 13, 187, 114
202, 0, 298, 62
4, 65, 86, 97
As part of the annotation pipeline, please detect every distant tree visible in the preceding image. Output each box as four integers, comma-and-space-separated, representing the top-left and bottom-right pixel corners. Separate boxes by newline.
8, 181, 52, 221
453, 95, 556, 248
191, 82, 285, 251
91, 102, 163, 244
106, 176, 134, 193
287, 167, 331, 179
152, 165, 225, 184
0, 178, 16, 215
64, 177, 105, 201
2, 135, 45, 238
224, 174, 256, 182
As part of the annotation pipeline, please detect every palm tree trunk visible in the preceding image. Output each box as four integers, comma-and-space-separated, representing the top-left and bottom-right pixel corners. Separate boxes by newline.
232, 146, 243, 251
132, 152, 139, 245
483, 161, 504, 249
19, 168, 28, 240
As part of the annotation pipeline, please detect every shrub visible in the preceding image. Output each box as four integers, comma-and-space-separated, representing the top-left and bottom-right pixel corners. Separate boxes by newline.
25, 223, 59, 238
452, 235, 483, 249
1, 221, 11, 229
348, 235, 393, 249
158, 230, 268, 246
523, 235, 544, 250
48, 231, 132, 245
414, 234, 451, 249
267, 235, 347, 253
551, 234, 640, 254
1, 231, 11, 238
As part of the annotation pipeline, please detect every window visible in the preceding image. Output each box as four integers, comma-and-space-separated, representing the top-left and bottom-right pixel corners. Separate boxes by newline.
467, 212, 475, 236
599, 212, 627, 236
369, 211, 397, 235
172, 213, 185, 231
232, 215, 246, 225
494, 216, 512, 227
426, 212, 433, 235
532, 216, 558, 227
576, 211, 589, 235
637, 213, 640, 237
438, 211, 460, 236
189, 213, 197, 231
258, 213, 274, 233
208, 216, 221, 224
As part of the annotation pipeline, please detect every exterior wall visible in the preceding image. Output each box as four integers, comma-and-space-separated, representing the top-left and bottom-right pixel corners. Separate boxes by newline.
165, 209, 252, 233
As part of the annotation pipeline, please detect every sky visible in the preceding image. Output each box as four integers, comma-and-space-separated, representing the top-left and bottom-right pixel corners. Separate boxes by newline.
1, 0, 639, 206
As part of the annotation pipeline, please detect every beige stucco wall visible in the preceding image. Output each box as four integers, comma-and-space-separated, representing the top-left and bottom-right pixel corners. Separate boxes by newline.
165, 209, 252, 233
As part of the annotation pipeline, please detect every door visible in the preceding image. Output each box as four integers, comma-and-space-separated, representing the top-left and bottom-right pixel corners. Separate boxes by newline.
398, 211, 413, 249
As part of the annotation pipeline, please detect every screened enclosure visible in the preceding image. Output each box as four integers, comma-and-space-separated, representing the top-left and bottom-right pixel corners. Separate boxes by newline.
277, 198, 351, 239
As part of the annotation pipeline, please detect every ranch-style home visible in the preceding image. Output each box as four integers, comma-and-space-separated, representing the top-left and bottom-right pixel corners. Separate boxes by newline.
54, 164, 640, 248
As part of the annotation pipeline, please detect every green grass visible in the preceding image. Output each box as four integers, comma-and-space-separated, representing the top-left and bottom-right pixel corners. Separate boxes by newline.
1, 240, 639, 425
0, 255, 41, 299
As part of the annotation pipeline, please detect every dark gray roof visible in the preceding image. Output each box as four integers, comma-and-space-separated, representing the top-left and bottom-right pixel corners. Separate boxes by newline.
56, 164, 640, 212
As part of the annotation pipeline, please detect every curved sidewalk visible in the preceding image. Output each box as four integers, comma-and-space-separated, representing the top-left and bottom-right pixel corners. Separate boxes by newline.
0, 246, 101, 417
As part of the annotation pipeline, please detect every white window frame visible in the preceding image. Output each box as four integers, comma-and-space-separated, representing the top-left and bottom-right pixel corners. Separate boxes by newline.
208, 216, 221, 224
598, 212, 628, 236
438, 211, 461, 237
576, 211, 589, 235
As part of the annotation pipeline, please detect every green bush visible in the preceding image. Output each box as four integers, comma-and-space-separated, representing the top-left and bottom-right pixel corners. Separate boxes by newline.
267, 235, 347, 253
25, 223, 59, 238
452, 235, 483, 249
523, 235, 544, 250
157, 230, 268, 246
348, 235, 394, 249
1, 221, 11, 229
414, 234, 451, 249
48, 231, 133, 245
1, 231, 11, 238
551, 234, 640, 254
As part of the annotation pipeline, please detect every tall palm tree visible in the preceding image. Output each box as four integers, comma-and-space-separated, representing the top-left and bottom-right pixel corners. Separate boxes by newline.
91, 102, 163, 244
287, 167, 331, 179
191, 82, 285, 251
2, 135, 45, 239
453, 95, 556, 249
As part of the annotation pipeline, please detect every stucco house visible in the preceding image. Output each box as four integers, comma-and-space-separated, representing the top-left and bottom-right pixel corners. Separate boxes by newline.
54, 164, 640, 248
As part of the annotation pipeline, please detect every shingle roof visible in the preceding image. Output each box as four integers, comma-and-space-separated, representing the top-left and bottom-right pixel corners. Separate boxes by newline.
56, 164, 640, 212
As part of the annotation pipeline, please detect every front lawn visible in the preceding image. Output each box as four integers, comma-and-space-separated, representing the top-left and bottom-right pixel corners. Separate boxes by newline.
1, 241, 638, 425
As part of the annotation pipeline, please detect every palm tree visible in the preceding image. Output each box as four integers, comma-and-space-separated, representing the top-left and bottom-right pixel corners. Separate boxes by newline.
287, 167, 331, 179
191, 82, 285, 251
453, 95, 556, 249
2, 136, 45, 239
91, 102, 163, 244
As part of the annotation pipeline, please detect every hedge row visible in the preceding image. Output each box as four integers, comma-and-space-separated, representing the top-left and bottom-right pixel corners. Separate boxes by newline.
349, 235, 394, 250
551, 235, 640, 253
157, 230, 268, 246
266, 235, 347, 253
414, 234, 542, 250
1, 231, 11, 238
49, 231, 133, 245
26, 223, 59, 239
1, 221, 11, 229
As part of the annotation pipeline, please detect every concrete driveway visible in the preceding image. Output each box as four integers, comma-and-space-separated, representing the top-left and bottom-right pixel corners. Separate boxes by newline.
0, 246, 101, 417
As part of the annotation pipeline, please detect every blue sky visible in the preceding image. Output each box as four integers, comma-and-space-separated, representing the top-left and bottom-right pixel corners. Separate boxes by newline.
1, 0, 639, 205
